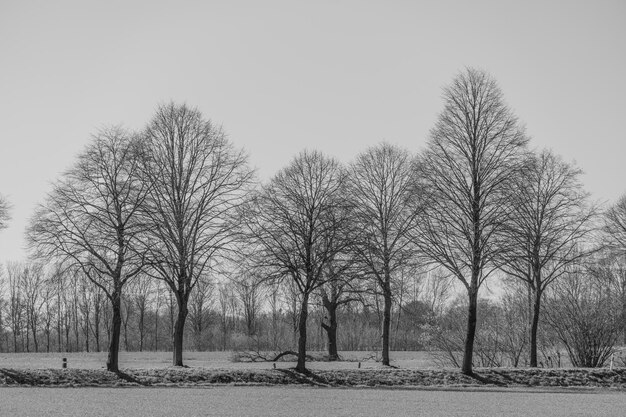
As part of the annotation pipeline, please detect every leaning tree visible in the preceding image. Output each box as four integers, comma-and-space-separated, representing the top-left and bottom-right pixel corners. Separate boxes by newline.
140, 102, 253, 367
497, 150, 595, 367
245, 150, 351, 372
347, 143, 423, 366
27, 126, 149, 372
415, 68, 528, 375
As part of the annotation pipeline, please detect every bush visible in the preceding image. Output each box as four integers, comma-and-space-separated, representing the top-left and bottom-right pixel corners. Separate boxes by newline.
544, 268, 621, 368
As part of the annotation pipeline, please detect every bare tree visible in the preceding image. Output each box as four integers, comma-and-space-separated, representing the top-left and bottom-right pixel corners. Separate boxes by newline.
497, 150, 596, 367
319, 261, 362, 361
0, 195, 11, 230
544, 261, 621, 367
27, 126, 149, 371
6, 262, 25, 352
217, 281, 237, 350
605, 194, 626, 253
188, 273, 213, 350
231, 270, 263, 339
140, 102, 253, 366
130, 274, 153, 352
348, 143, 423, 366
416, 68, 528, 375
588, 249, 626, 344
246, 150, 350, 372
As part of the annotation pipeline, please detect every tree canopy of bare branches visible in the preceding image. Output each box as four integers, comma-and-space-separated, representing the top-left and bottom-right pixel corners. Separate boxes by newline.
605, 194, 626, 253
0, 194, 11, 230
544, 262, 621, 367
140, 102, 253, 366
415, 68, 528, 375
245, 150, 351, 372
27, 126, 149, 371
497, 149, 596, 367
347, 143, 423, 366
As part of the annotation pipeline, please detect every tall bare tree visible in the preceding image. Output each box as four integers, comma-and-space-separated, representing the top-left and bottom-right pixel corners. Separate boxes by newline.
246, 150, 350, 372
140, 102, 252, 366
497, 150, 595, 367
27, 126, 149, 371
416, 68, 527, 375
347, 143, 423, 366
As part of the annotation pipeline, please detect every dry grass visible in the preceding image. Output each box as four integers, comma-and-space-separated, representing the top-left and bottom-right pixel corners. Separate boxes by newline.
0, 350, 439, 370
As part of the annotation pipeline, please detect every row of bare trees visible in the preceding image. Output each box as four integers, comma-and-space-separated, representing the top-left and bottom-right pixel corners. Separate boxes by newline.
26, 105, 253, 372
6, 67, 626, 376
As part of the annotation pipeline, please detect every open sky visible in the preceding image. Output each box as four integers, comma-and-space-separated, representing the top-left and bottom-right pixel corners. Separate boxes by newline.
1, 0, 625, 265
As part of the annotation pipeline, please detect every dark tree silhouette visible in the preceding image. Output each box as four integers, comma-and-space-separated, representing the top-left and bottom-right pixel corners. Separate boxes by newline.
245, 150, 351, 372
498, 150, 595, 367
348, 143, 423, 366
27, 126, 149, 372
416, 68, 527, 375
140, 102, 252, 366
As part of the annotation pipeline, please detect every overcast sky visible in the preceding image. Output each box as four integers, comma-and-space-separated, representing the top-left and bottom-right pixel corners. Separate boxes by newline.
1, 0, 625, 265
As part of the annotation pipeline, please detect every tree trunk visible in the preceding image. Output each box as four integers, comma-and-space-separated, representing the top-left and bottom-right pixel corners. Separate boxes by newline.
154, 306, 159, 351
139, 308, 145, 352
461, 284, 478, 375
321, 300, 338, 361
106, 290, 122, 372
295, 292, 310, 373
172, 298, 188, 367
622, 280, 626, 345
57, 309, 62, 353
31, 319, 39, 353
123, 314, 129, 351
46, 326, 50, 353
529, 288, 542, 367
382, 281, 392, 366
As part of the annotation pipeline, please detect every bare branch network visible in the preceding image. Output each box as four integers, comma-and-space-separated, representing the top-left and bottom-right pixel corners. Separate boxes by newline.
2, 69, 622, 375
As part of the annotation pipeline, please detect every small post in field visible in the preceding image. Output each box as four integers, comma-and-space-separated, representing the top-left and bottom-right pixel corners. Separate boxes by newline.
358, 362, 361, 369
273, 363, 276, 369
62, 358, 67, 369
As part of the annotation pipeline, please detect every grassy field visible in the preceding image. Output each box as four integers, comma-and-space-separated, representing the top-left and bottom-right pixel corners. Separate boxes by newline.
0, 350, 440, 370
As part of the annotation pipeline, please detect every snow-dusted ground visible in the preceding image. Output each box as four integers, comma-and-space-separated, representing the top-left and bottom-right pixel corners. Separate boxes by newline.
1, 386, 623, 417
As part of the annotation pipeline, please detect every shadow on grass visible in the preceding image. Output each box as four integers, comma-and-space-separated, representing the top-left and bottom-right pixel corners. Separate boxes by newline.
113, 370, 149, 386
467, 371, 508, 387
0, 368, 35, 385
275, 368, 332, 387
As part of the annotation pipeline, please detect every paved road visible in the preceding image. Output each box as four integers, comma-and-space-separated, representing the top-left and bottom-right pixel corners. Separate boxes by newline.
1, 386, 624, 416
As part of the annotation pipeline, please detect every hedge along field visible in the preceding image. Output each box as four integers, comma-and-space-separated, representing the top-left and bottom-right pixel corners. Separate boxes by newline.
2, 350, 626, 390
